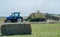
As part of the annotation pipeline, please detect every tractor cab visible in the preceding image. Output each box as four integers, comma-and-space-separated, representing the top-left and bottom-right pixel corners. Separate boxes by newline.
5, 12, 23, 23
11, 12, 20, 17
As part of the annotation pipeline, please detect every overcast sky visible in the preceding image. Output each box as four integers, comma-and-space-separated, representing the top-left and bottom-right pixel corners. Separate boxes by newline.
0, 0, 60, 16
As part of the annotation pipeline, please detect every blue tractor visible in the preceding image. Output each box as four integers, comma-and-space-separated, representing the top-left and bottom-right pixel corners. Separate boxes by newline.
5, 12, 23, 23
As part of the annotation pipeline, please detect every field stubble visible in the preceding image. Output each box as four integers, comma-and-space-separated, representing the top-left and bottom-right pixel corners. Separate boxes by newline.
0, 23, 60, 37
0, 18, 60, 37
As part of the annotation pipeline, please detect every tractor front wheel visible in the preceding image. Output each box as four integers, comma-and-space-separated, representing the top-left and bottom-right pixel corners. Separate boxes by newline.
6, 20, 11, 23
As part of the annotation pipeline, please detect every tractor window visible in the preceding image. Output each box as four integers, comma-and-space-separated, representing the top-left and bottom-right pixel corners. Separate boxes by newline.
14, 13, 18, 16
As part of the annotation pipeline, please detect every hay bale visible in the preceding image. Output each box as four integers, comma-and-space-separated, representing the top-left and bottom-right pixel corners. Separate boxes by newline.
30, 12, 45, 19
1, 24, 32, 35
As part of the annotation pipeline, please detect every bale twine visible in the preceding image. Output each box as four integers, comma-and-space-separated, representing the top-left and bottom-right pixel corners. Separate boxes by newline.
1, 23, 32, 35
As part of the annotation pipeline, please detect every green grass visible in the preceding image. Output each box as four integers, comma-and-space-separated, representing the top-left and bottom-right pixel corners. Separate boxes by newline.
0, 23, 60, 37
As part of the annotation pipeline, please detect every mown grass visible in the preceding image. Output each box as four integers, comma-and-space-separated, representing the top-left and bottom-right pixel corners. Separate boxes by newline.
0, 23, 60, 37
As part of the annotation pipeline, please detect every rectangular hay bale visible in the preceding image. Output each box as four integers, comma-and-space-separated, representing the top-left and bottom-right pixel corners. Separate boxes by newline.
1, 24, 32, 35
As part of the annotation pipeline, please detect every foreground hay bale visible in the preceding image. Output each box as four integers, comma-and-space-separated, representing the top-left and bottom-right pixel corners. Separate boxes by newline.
1, 23, 32, 35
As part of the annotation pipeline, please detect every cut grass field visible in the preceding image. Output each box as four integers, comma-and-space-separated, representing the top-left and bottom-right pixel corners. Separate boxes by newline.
0, 23, 60, 37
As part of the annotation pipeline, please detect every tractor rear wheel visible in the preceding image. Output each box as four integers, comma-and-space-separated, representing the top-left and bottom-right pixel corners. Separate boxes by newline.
17, 19, 22, 22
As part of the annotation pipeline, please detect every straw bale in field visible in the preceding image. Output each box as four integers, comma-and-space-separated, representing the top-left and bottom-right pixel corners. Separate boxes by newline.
1, 24, 32, 35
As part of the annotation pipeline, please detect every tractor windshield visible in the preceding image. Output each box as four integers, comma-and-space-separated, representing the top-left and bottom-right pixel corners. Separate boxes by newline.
14, 13, 18, 16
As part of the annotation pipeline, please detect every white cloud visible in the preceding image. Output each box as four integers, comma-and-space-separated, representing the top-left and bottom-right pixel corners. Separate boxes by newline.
0, 0, 60, 16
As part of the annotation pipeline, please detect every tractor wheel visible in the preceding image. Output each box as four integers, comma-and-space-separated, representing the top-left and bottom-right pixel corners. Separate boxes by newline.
6, 20, 11, 23
17, 19, 22, 22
